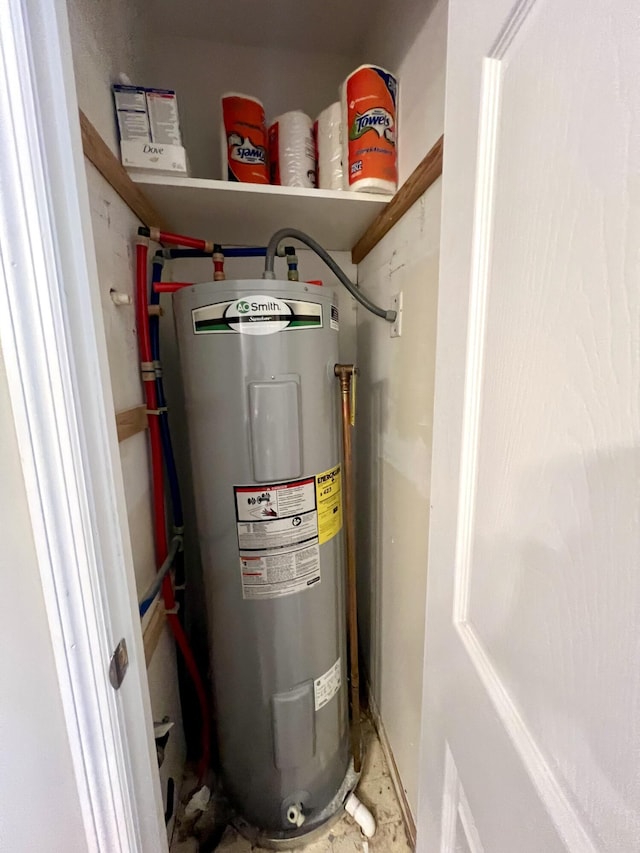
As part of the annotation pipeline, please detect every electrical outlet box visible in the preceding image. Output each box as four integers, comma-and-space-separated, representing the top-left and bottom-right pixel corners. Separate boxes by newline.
390, 292, 403, 338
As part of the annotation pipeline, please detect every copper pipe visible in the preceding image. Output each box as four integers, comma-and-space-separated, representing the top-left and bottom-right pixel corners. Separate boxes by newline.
334, 363, 361, 773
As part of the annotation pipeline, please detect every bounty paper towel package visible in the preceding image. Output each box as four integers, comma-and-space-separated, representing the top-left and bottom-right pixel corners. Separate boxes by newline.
268, 111, 316, 187
341, 64, 398, 194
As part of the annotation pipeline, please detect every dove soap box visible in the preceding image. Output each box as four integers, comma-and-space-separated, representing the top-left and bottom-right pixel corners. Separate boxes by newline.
113, 84, 188, 175
119, 139, 188, 174
113, 84, 151, 142
146, 88, 183, 146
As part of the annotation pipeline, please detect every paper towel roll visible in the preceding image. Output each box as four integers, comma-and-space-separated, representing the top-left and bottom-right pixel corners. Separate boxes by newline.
268, 111, 316, 187
341, 65, 398, 194
316, 102, 343, 191
220, 92, 269, 183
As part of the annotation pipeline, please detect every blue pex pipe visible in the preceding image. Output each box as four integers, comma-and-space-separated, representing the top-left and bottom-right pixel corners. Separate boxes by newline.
158, 247, 267, 259
222, 246, 267, 258
150, 261, 184, 531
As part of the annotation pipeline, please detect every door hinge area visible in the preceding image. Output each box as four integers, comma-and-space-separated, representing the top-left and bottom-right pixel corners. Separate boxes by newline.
109, 638, 129, 689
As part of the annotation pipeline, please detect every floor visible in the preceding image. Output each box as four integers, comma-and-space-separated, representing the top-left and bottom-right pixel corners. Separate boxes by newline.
172, 716, 413, 852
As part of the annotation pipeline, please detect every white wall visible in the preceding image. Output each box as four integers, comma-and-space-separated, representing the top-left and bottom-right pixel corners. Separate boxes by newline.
144, 37, 355, 179
355, 0, 448, 820
67, 0, 145, 154
362, 0, 447, 183
65, 0, 186, 831
0, 348, 86, 852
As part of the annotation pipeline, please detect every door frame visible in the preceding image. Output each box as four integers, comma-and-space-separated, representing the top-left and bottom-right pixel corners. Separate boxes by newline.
0, 0, 165, 850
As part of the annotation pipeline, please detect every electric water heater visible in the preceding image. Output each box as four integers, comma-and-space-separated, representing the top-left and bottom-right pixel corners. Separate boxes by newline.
174, 279, 349, 839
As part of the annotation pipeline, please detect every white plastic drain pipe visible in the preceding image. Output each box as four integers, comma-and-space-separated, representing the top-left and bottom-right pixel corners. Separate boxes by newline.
345, 793, 376, 838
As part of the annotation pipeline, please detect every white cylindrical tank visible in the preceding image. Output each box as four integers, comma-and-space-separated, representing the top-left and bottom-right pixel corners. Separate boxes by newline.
174, 280, 349, 839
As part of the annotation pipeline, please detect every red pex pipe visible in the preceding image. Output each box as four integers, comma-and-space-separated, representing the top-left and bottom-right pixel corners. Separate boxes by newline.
136, 243, 166, 555
149, 228, 212, 251
136, 241, 210, 780
153, 282, 194, 293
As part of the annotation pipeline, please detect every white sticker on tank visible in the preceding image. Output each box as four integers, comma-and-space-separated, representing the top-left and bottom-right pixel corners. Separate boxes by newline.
240, 545, 321, 600
330, 305, 339, 331
314, 657, 341, 711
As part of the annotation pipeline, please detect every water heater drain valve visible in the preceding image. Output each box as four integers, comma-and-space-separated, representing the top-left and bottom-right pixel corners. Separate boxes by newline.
286, 803, 306, 828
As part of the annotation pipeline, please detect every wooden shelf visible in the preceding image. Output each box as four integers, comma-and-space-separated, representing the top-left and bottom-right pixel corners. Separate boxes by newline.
129, 173, 390, 250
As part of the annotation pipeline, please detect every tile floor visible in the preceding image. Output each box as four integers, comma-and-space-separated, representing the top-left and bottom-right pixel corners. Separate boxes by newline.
172, 717, 413, 852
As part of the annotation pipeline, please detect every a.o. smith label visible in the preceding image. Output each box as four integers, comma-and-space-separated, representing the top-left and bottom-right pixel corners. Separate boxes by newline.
193, 295, 323, 336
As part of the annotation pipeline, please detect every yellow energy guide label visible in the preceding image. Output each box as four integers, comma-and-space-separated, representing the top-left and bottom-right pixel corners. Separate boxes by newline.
315, 465, 343, 544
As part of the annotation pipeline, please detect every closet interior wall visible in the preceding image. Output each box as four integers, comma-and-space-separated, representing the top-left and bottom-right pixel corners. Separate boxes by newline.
355, 0, 447, 821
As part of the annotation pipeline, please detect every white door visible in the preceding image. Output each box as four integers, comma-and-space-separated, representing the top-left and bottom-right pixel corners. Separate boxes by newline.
418, 1, 640, 851
0, 0, 167, 849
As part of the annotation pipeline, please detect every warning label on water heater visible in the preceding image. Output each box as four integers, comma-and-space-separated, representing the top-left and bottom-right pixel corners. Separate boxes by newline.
235, 477, 321, 599
239, 546, 321, 600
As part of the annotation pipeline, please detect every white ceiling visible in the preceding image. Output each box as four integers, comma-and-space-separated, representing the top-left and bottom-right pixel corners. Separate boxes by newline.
146, 0, 387, 55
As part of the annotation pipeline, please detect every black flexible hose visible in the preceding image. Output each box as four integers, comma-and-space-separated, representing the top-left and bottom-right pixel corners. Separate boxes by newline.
263, 227, 397, 322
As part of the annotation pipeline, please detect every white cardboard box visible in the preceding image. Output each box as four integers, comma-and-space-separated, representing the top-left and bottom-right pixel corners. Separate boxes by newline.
120, 139, 188, 175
